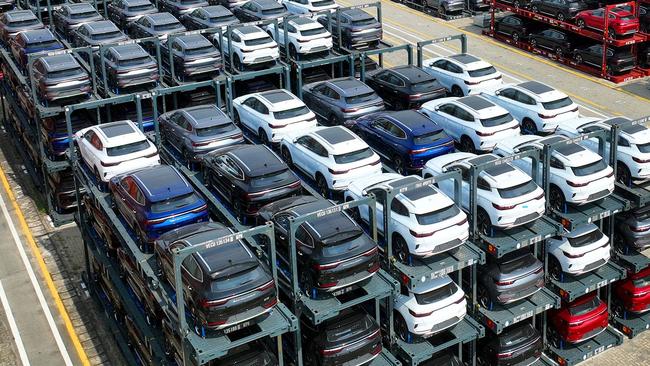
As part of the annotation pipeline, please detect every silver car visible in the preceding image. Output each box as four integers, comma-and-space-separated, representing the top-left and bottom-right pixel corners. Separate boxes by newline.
158, 104, 244, 162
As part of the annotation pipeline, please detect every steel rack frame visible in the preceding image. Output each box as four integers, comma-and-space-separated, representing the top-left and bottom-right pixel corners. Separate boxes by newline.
416, 34, 468, 68
357, 43, 414, 81
610, 307, 650, 339
17, 0, 58, 26
613, 248, 650, 274
292, 52, 355, 98
164, 28, 224, 86
399, 0, 473, 21
220, 19, 283, 74
327, 2, 383, 52
546, 261, 627, 303
224, 63, 290, 116
545, 326, 624, 366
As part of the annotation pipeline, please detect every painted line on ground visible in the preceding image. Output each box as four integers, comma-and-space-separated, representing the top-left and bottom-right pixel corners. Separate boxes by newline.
0, 280, 30, 366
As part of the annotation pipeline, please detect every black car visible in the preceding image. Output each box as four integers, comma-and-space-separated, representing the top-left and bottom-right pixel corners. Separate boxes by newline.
180, 5, 240, 30
107, 0, 158, 28
529, 0, 588, 22
639, 4, 649, 33
365, 65, 446, 110
639, 43, 650, 69
160, 34, 222, 82
53, 3, 104, 37
71, 20, 129, 49
258, 195, 380, 299
127, 12, 187, 40
301, 309, 382, 366
154, 222, 278, 332
495, 15, 531, 42
232, 0, 289, 22
317, 8, 382, 49
96, 43, 159, 93
116, 247, 162, 325
203, 144, 301, 218
615, 205, 650, 252
477, 322, 543, 366
529, 28, 573, 57
0, 10, 44, 44
497, 0, 532, 8
159, 0, 210, 18
574, 44, 636, 74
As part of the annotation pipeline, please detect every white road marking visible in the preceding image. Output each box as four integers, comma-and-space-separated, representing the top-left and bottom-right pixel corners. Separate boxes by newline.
0, 191, 74, 366
0, 280, 30, 366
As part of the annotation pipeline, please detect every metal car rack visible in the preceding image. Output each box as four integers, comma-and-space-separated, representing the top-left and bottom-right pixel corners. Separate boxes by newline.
220, 19, 283, 74
357, 43, 414, 81
546, 262, 627, 303
291, 51, 355, 98
399, 0, 474, 21
546, 326, 625, 366
415, 34, 468, 68
610, 306, 650, 339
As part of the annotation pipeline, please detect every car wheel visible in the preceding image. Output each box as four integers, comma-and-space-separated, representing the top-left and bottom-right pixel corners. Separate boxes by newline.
316, 174, 329, 198
531, 5, 539, 13
299, 271, 315, 299
232, 200, 243, 221
513, 0, 520, 8
613, 230, 629, 255
555, 47, 564, 58
233, 55, 242, 71
557, 12, 565, 22
289, 44, 298, 60
549, 185, 566, 213
392, 234, 411, 264
451, 85, 463, 97
477, 208, 492, 237
617, 162, 632, 187
258, 128, 269, 146
521, 118, 538, 135
394, 155, 406, 175
611, 299, 626, 319
608, 28, 616, 39
459, 135, 475, 153
477, 284, 492, 309
394, 312, 411, 342
182, 148, 192, 163
512, 32, 520, 42
548, 256, 563, 282
94, 167, 101, 181
606, 65, 613, 75
476, 354, 489, 366
530, 38, 538, 48
233, 110, 241, 125
547, 326, 561, 349
577, 19, 585, 28
438, 5, 446, 15
136, 227, 148, 252
281, 147, 293, 167
575, 54, 584, 64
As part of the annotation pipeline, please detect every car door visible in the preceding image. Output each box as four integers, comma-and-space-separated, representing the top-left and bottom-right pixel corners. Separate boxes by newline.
239, 97, 263, 133
211, 154, 239, 199
308, 84, 335, 120
584, 45, 602, 67
169, 112, 188, 146
365, 188, 386, 230
587, 8, 604, 29
436, 103, 462, 140
365, 118, 391, 150
79, 130, 95, 167
115, 176, 139, 225
427, 59, 453, 90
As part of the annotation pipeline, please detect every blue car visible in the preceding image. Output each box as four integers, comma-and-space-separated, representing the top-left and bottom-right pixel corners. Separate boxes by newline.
109, 165, 209, 251
351, 110, 454, 174
41, 112, 93, 159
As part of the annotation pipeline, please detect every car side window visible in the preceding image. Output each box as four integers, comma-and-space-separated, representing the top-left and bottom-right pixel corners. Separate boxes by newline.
295, 226, 314, 248
90, 133, 103, 150
274, 213, 291, 232
255, 102, 269, 115
287, 24, 297, 33
182, 255, 203, 282
619, 137, 630, 147
243, 1, 253, 10
448, 164, 469, 181
550, 156, 565, 169
384, 121, 406, 138
432, 59, 447, 70
367, 188, 386, 205
313, 84, 328, 95
243, 97, 258, 109
498, 88, 517, 100
322, 86, 340, 100
446, 62, 463, 74
390, 198, 409, 216
386, 74, 404, 87
172, 42, 183, 52
515, 91, 536, 105
454, 106, 475, 122
230, 33, 241, 42
224, 156, 243, 179
438, 103, 456, 116
477, 177, 491, 190
134, 187, 145, 205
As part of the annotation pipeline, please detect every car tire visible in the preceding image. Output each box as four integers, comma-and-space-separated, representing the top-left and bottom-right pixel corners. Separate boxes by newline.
531, 5, 539, 13
438, 5, 446, 15
281, 147, 293, 167
513, 0, 521, 8
611, 298, 626, 319
575, 54, 584, 64
512, 32, 520, 42
299, 271, 315, 299
617, 162, 632, 187
289, 44, 298, 60
477, 284, 492, 309
547, 326, 561, 349
451, 85, 463, 97
521, 118, 538, 135
549, 185, 566, 212
459, 135, 475, 153
258, 128, 269, 146
608, 28, 616, 39
548, 255, 563, 282
394, 312, 411, 342
233, 55, 242, 71
613, 230, 629, 255
577, 18, 585, 28
136, 227, 148, 252
477, 208, 492, 237
555, 47, 564, 58
233, 110, 241, 125
392, 234, 411, 264
233, 200, 243, 221
530, 38, 537, 48
316, 174, 329, 198
557, 12, 565, 22
394, 155, 406, 175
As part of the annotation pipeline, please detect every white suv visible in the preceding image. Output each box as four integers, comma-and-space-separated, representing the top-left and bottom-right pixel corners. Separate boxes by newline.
344, 173, 469, 263
267, 17, 332, 58
556, 116, 650, 185
219, 25, 279, 69
75, 120, 160, 182
422, 54, 503, 97
394, 276, 467, 341
280, 126, 382, 195
423, 152, 545, 235
481, 81, 579, 135
419, 95, 520, 153
547, 223, 610, 281
281, 0, 339, 15
492, 135, 615, 212
232, 89, 317, 145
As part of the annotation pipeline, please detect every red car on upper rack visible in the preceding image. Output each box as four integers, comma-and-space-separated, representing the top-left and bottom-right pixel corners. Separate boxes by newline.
575, 7, 639, 39
613, 265, 650, 316
547, 293, 608, 348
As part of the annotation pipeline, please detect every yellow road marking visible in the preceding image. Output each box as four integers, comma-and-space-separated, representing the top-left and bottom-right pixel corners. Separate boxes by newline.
0, 167, 91, 366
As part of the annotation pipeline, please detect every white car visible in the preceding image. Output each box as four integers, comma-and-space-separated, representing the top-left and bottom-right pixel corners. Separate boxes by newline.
394, 275, 467, 341
344, 174, 469, 263
421, 54, 503, 97
75, 120, 160, 182
547, 223, 610, 280
232, 89, 317, 145
423, 152, 546, 234
481, 81, 579, 135
556, 116, 650, 184
266, 17, 332, 58
280, 126, 382, 195
218, 25, 279, 69
419, 95, 520, 153
281, 0, 339, 15
492, 135, 615, 212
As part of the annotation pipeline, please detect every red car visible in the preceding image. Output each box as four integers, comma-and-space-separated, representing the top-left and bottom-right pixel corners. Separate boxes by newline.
547, 293, 608, 347
575, 7, 639, 38
613, 266, 650, 317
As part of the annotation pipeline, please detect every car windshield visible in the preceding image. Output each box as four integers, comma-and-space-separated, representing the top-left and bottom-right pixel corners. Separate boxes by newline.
181, 0, 203, 3
151, 192, 199, 213
411, 79, 439, 92
568, 229, 604, 247
480, 113, 513, 127
9, 19, 39, 27
351, 18, 375, 26
541, 96, 573, 110
568, 296, 601, 316
414, 282, 457, 305
273, 106, 310, 120
209, 15, 236, 23
261, 8, 285, 15
416, 204, 461, 225
196, 123, 236, 137
128, 4, 154, 11
119, 56, 150, 67
210, 261, 260, 291
185, 46, 215, 55
617, 14, 635, 21
636, 142, 650, 153
498, 253, 537, 273
313, 0, 335, 6
106, 139, 151, 156
345, 91, 376, 104
154, 23, 181, 31
499, 325, 537, 347
325, 315, 374, 343
413, 130, 447, 145
633, 273, 650, 288
71, 11, 97, 19
250, 169, 294, 188
571, 159, 608, 176
26, 40, 60, 50
48, 67, 83, 78
498, 180, 537, 199
244, 36, 273, 46
92, 31, 123, 40
468, 66, 497, 78
300, 27, 327, 36
333, 147, 374, 164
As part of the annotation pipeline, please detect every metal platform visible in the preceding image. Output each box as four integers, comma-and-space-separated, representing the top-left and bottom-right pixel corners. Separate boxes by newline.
615, 181, 650, 209
393, 316, 484, 366
610, 310, 650, 339
477, 216, 561, 258
550, 195, 629, 231
613, 248, 650, 274
535, 354, 559, 366
547, 261, 627, 302
545, 326, 624, 366
371, 349, 403, 366
475, 287, 560, 334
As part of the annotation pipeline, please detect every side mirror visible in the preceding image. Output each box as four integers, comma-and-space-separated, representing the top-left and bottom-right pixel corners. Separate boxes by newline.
494, 90, 501, 96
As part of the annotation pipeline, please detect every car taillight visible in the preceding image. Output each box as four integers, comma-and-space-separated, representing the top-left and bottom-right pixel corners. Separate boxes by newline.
568, 320, 584, 326
341, 107, 359, 113
409, 147, 430, 155
630, 224, 650, 232
319, 281, 339, 288
268, 122, 286, 129
409, 309, 433, 317
256, 280, 275, 292
101, 160, 120, 167
567, 180, 588, 187
320, 347, 343, 356
633, 156, 650, 163
534, 192, 545, 200
497, 351, 513, 359
465, 80, 480, 85
495, 279, 514, 286
329, 167, 350, 175
192, 140, 211, 147
144, 216, 168, 226
263, 297, 278, 309
493, 202, 516, 210
313, 262, 340, 270
409, 229, 434, 238
363, 247, 378, 256
476, 130, 495, 137
408, 93, 423, 100
563, 250, 584, 258
200, 297, 229, 308
538, 113, 557, 119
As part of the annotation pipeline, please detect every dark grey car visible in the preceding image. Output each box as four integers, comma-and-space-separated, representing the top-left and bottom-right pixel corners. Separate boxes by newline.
32, 54, 91, 105
96, 43, 159, 93
180, 5, 240, 30
302, 77, 385, 126
71, 21, 129, 49
317, 8, 382, 49
477, 250, 544, 308
232, 0, 289, 23
160, 34, 223, 82
158, 104, 244, 162
159, 0, 209, 18
53, 3, 104, 36
0, 10, 44, 43
615, 206, 650, 253
424, 0, 465, 14
127, 12, 187, 40
107, 0, 158, 28
529, 0, 588, 22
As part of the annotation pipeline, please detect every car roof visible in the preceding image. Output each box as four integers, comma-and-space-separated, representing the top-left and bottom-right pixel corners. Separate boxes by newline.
536, 135, 587, 157
146, 12, 179, 24
258, 89, 295, 104
5, 10, 38, 21
327, 77, 373, 97
196, 238, 256, 277
448, 53, 481, 65
174, 34, 212, 48
340, 8, 373, 20
110, 43, 150, 59
226, 145, 285, 176
19, 29, 56, 43
284, 199, 356, 241
291, 17, 317, 26
83, 20, 120, 33
233, 25, 267, 38
385, 176, 439, 202
202, 5, 232, 16
183, 105, 230, 127
563, 223, 599, 239
96, 120, 139, 139
124, 0, 152, 4
382, 110, 440, 134
131, 165, 192, 202
64, 3, 97, 12
251, 0, 284, 8
456, 95, 494, 111
389, 65, 434, 83
39, 54, 80, 71
517, 81, 555, 95
313, 126, 356, 145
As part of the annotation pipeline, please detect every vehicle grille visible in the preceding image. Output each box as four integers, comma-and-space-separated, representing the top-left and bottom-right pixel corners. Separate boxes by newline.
430, 316, 460, 333
253, 56, 274, 63
309, 46, 329, 53
514, 212, 541, 225
582, 258, 606, 273
587, 189, 610, 201
434, 238, 462, 254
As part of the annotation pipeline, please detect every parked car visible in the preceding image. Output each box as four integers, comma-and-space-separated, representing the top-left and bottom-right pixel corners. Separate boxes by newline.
349, 110, 454, 173
639, 43, 650, 68
281, 0, 339, 15
0, 10, 44, 43
33, 54, 92, 106
422, 54, 503, 97
547, 223, 610, 281
203, 144, 301, 217
258, 195, 380, 298
232, 89, 317, 145
128, 12, 187, 40
53, 3, 104, 36
160, 34, 223, 82
41, 112, 93, 159
424, 0, 464, 15
612, 265, 650, 317
423, 153, 546, 235
0, 0, 13, 12
302, 77, 385, 126
547, 293, 608, 346
477, 250, 544, 308
615, 205, 650, 253
116, 247, 162, 324
495, 14, 532, 42
639, 4, 649, 33
212, 0, 248, 10
232, 0, 289, 22
159, 104, 243, 162
419, 95, 520, 153
97, 43, 159, 93
482, 80, 579, 135
217, 25, 279, 70
48, 172, 83, 212
317, 8, 382, 49
529, 0, 588, 22
493, 135, 615, 211
159, 0, 209, 17
344, 173, 469, 262
75, 120, 160, 182
575, 7, 639, 38
155, 222, 277, 332
107, 0, 158, 28
497, 0, 532, 8
280, 126, 382, 195
477, 322, 543, 366
71, 21, 129, 49
394, 275, 467, 342
10, 29, 64, 71
180, 5, 240, 30
365, 65, 446, 110
529, 28, 573, 58
266, 17, 332, 59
